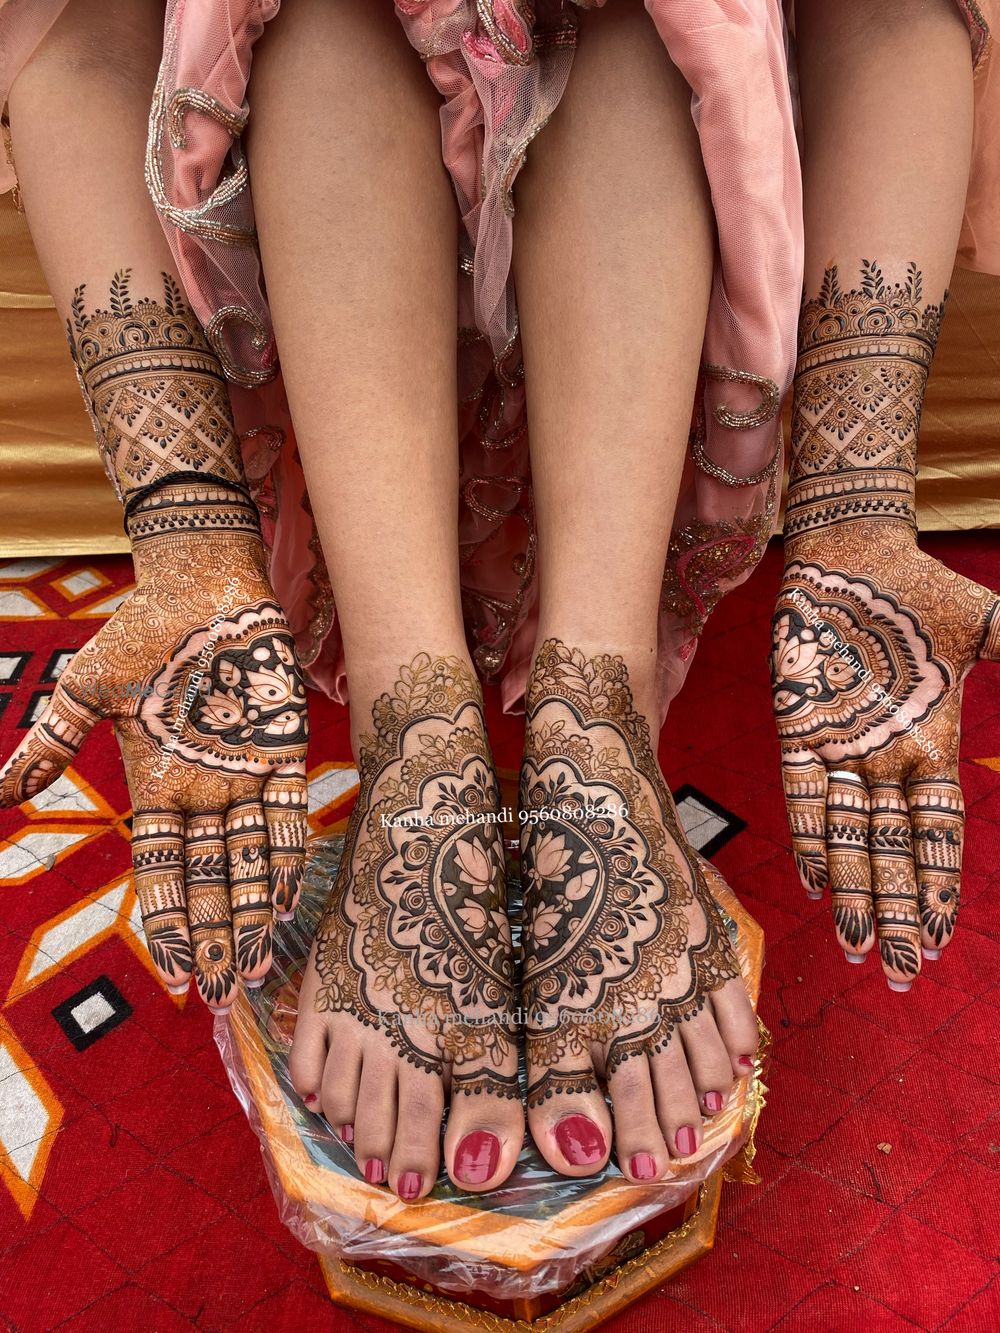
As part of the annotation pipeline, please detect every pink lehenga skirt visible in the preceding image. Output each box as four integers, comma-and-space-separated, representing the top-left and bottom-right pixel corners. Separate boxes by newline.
2, 0, 997, 717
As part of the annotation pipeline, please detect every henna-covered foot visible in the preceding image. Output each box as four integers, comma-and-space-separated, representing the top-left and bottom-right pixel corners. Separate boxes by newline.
289, 654, 523, 1197
520, 641, 758, 1182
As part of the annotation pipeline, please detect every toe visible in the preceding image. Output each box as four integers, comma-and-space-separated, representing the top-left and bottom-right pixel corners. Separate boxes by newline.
288, 945, 336, 1114
349, 1047, 398, 1186
388, 1064, 444, 1201
525, 1052, 610, 1180
445, 1065, 525, 1193
709, 977, 760, 1079
678, 1009, 735, 1115
649, 1034, 703, 1159
606, 1054, 669, 1181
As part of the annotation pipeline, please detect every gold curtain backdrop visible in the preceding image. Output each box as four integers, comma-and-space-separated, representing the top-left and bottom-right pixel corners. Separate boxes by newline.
1, 190, 998, 559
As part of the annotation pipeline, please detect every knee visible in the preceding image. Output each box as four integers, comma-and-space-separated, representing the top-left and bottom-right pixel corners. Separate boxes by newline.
17, 0, 164, 96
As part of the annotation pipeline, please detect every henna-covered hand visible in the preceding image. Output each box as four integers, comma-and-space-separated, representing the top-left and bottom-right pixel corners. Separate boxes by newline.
772, 262, 1000, 989
0, 273, 309, 1011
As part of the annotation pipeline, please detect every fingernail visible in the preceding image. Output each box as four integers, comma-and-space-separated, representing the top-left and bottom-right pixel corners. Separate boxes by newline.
675, 1125, 698, 1156
806, 889, 823, 900
922, 947, 941, 961
208, 1005, 232, 1017
844, 952, 866, 964
276, 910, 295, 922
364, 1158, 386, 1185
454, 1131, 500, 1185
629, 1152, 657, 1181
703, 1091, 724, 1113
339, 1123, 354, 1144
245, 977, 265, 990
167, 982, 189, 995
554, 1114, 606, 1166
398, 1171, 422, 1200
737, 1055, 754, 1071
887, 979, 912, 994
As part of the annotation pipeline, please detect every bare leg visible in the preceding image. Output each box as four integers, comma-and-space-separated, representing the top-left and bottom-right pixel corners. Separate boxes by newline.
774, 0, 999, 992
513, 2, 759, 1181
247, 0, 523, 1197
3, 0, 310, 1014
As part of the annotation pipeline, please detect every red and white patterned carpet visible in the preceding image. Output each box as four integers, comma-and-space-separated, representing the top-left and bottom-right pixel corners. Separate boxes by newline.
0, 534, 998, 1332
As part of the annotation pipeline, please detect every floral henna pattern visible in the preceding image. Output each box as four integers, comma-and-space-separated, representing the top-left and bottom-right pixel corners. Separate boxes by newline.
773, 261, 1000, 981
520, 641, 740, 1108
0, 275, 310, 1009
311, 655, 518, 1099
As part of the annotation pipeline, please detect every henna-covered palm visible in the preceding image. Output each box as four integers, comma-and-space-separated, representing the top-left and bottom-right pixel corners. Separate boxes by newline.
0, 516, 309, 1009
773, 262, 1000, 990
289, 655, 523, 1198
0, 271, 308, 1011
520, 641, 758, 1182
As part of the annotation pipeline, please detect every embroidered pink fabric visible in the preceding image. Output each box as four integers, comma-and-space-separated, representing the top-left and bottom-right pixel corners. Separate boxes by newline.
2, 0, 996, 716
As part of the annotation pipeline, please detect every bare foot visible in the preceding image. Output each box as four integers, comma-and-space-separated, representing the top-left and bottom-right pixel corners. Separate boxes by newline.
520, 640, 758, 1182
289, 654, 523, 1197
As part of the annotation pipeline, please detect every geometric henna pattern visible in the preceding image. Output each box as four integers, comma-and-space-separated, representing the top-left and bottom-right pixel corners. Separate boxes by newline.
0, 273, 310, 1011
311, 655, 519, 1099
520, 641, 740, 1108
774, 259, 1000, 983
66, 270, 243, 503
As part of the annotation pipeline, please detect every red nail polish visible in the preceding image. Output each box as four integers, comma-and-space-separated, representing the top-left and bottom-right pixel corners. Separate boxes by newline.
554, 1114, 606, 1166
303, 1093, 318, 1107
675, 1125, 697, 1156
737, 1055, 754, 1070
398, 1171, 422, 1200
339, 1123, 354, 1144
629, 1152, 657, 1181
454, 1131, 501, 1185
703, 1091, 724, 1113
364, 1158, 386, 1185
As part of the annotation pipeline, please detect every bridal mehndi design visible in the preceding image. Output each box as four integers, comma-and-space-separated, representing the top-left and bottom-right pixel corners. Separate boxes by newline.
773, 261, 1000, 987
310, 654, 519, 1100
0, 273, 309, 1010
520, 641, 742, 1108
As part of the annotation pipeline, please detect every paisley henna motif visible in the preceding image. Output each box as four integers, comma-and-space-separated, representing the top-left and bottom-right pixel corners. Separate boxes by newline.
520, 641, 740, 1107
773, 261, 1000, 983
311, 655, 519, 1099
1, 274, 309, 1009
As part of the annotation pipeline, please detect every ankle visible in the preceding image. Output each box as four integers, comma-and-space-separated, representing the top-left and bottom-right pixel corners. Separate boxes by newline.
345, 646, 482, 762
526, 635, 660, 734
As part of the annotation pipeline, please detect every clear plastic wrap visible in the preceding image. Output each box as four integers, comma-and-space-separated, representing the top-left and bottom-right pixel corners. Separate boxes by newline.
215, 836, 767, 1304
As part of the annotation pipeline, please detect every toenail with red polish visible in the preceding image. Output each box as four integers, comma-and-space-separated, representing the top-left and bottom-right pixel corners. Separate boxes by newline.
922, 947, 941, 961
398, 1172, 422, 1200
629, 1153, 657, 1180
454, 1131, 501, 1185
303, 1093, 318, 1107
339, 1123, 354, 1144
554, 1115, 606, 1166
364, 1158, 386, 1185
703, 1091, 724, 1113
737, 1055, 754, 1070
888, 979, 912, 993
845, 952, 866, 964
675, 1125, 697, 1156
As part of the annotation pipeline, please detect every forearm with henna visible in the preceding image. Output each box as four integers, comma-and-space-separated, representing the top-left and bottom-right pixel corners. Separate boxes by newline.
0, 272, 309, 1009
772, 261, 999, 984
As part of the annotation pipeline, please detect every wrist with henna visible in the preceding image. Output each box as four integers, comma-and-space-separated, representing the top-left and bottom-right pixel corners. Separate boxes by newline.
0, 269, 309, 1012
773, 260, 1000, 986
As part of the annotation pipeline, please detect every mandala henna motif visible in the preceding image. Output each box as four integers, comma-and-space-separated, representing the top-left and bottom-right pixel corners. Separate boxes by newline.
0, 274, 310, 1009
773, 261, 1000, 980
311, 655, 519, 1098
520, 641, 740, 1108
